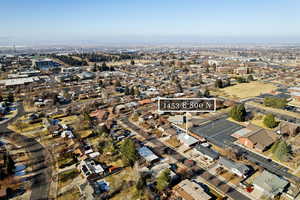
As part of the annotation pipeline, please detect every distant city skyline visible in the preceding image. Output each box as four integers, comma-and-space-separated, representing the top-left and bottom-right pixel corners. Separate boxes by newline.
1, 0, 300, 45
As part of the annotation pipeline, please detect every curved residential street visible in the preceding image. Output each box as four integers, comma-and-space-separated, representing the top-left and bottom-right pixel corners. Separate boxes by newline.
0, 103, 52, 200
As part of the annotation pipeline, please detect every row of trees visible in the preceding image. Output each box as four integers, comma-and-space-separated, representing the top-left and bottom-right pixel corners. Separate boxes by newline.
75, 53, 141, 63
215, 75, 254, 89
215, 78, 231, 88
52, 55, 88, 66
91, 62, 115, 72
124, 86, 141, 96
235, 75, 254, 83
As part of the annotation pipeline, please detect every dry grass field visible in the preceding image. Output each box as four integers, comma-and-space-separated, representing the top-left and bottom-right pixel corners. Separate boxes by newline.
221, 81, 277, 99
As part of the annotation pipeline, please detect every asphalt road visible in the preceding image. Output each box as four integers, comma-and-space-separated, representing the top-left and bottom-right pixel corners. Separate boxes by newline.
120, 117, 252, 200
0, 103, 52, 200
246, 103, 300, 124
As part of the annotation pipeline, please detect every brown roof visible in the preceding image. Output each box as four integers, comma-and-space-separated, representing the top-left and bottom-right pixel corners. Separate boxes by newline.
173, 179, 212, 200
138, 99, 152, 105
243, 129, 277, 150
90, 109, 109, 121
275, 121, 300, 135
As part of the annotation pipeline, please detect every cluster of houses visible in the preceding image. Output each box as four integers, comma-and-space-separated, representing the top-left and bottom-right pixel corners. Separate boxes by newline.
43, 118, 75, 138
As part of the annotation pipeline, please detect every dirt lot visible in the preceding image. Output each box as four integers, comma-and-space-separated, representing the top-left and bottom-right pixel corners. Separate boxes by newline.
221, 81, 277, 99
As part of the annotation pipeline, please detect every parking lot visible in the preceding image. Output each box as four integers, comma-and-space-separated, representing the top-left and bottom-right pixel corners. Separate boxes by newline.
190, 117, 244, 148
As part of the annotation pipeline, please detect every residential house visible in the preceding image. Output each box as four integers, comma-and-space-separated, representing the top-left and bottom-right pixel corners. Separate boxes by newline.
173, 179, 212, 200
168, 115, 185, 125
275, 121, 300, 136
253, 170, 289, 199
90, 109, 110, 122
158, 124, 177, 137
177, 133, 199, 147
150, 162, 178, 180
238, 129, 278, 152
288, 87, 300, 102
78, 159, 104, 178
194, 145, 219, 162
218, 157, 249, 178
77, 71, 95, 80
234, 67, 249, 75
138, 146, 159, 164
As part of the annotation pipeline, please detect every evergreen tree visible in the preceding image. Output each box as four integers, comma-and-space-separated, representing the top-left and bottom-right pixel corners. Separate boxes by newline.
229, 104, 247, 122
136, 174, 147, 190
6, 154, 15, 175
247, 75, 254, 82
109, 66, 115, 71
212, 63, 217, 71
7, 93, 14, 103
134, 87, 141, 96
205, 67, 209, 73
226, 78, 231, 86
100, 124, 109, 134
273, 140, 290, 161
196, 90, 203, 98
203, 89, 210, 97
124, 86, 130, 95
120, 139, 138, 167
92, 63, 97, 72
130, 60, 135, 65
177, 83, 183, 93
215, 79, 223, 88
129, 87, 135, 95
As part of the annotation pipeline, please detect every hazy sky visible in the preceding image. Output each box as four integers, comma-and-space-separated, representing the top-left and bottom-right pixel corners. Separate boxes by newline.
1, 0, 300, 45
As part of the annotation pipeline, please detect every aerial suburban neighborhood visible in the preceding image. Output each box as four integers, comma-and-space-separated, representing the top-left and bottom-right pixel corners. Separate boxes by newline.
1, 0, 300, 200
1, 45, 300, 200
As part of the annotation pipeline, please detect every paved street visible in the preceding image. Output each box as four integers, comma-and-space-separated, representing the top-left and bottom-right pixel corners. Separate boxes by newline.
246, 103, 300, 124
119, 117, 251, 200
0, 103, 52, 200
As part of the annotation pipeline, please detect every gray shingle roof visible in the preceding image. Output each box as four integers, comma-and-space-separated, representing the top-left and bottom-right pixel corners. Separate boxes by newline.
253, 170, 289, 196
219, 157, 249, 174
195, 145, 219, 160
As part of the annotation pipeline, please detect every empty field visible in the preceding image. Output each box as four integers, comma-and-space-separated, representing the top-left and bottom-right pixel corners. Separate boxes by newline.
221, 82, 277, 99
